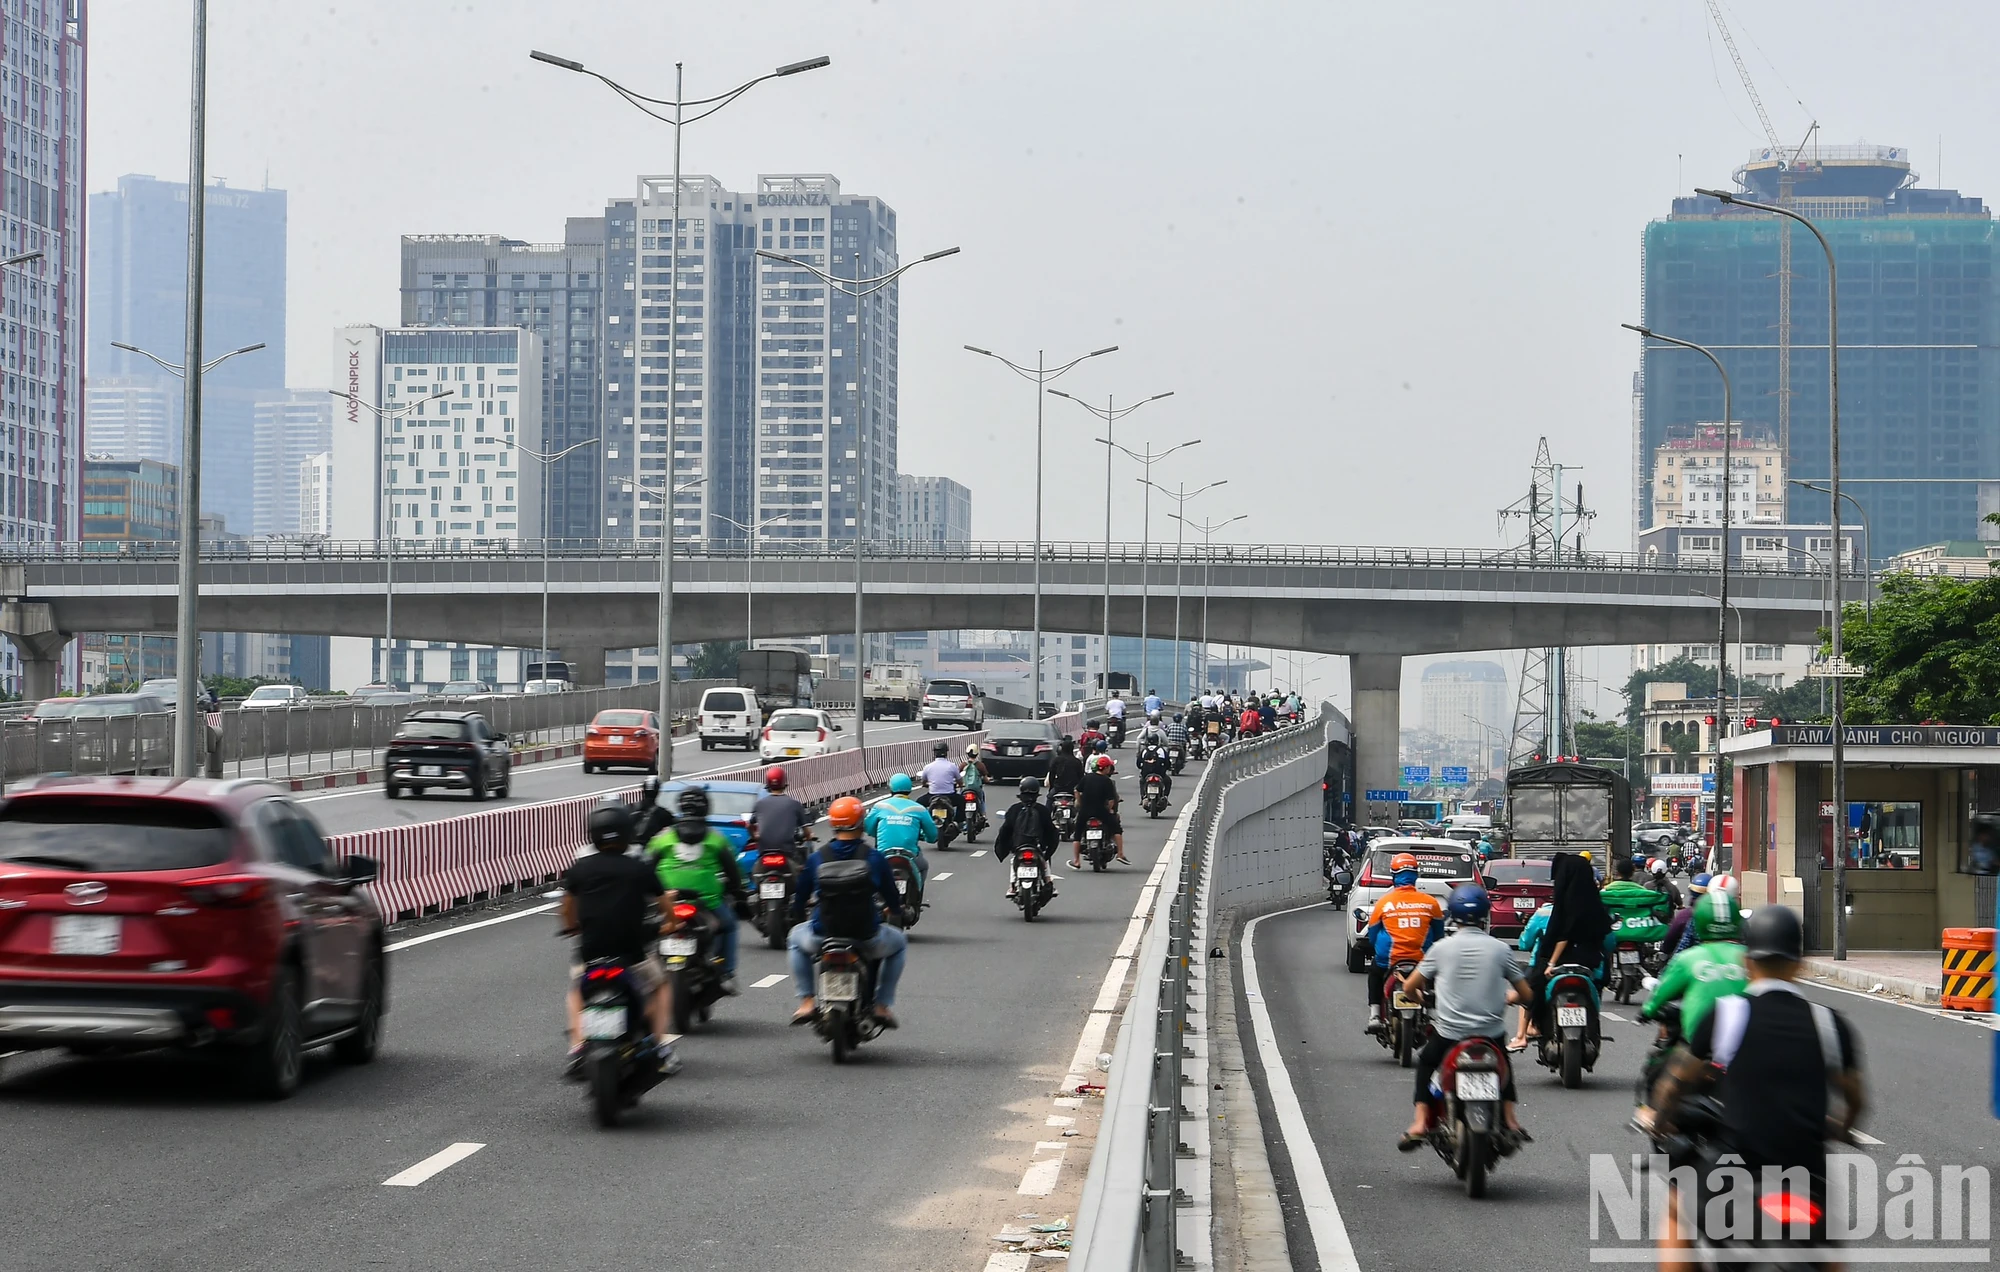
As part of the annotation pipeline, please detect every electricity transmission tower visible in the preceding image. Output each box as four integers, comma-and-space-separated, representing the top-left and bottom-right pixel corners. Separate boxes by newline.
1499, 438, 1595, 764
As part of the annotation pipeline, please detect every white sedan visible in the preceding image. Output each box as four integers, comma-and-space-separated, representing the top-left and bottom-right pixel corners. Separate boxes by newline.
240, 684, 310, 709
760, 708, 842, 761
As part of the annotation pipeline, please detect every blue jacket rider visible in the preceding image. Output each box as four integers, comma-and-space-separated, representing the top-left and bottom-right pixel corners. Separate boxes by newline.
865, 773, 938, 886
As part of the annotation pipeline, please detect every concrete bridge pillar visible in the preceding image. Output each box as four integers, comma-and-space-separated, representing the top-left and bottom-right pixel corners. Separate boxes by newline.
1350, 653, 1403, 826
0, 601, 67, 701
565, 646, 608, 689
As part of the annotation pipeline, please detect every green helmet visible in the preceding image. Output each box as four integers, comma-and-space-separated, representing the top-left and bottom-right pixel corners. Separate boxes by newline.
1691, 875, 1743, 942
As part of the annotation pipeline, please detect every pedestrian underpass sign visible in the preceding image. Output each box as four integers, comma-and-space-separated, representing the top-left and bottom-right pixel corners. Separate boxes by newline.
1440, 766, 1469, 785
1365, 789, 1408, 803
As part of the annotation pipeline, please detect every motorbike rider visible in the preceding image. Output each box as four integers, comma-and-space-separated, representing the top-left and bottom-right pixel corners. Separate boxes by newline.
562, 802, 679, 1077
1071, 752, 1127, 868
1645, 857, 1685, 910
1143, 687, 1163, 716
1105, 691, 1127, 737
1646, 906, 1866, 1265
1238, 701, 1264, 737
865, 773, 938, 895
646, 786, 752, 995
961, 741, 992, 823
1663, 873, 1709, 954
995, 775, 1060, 896
1362, 852, 1447, 1034
921, 740, 960, 798
1165, 712, 1190, 754
1636, 877, 1747, 1115
1395, 883, 1531, 1148
1137, 732, 1174, 802
1048, 735, 1085, 803
1258, 695, 1279, 731
1600, 854, 1675, 947
787, 796, 909, 1029
750, 765, 811, 866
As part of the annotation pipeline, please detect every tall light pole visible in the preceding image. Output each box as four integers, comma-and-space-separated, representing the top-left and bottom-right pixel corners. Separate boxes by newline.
617, 474, 708, 778
1789, 478, 1870, 621
1096, 437, 1198, 697
715, 511, 792, 650
516, 437, 602, 680
759, 247, 960, 753
1173, 512, 1247, 692
1696, 184, 1849, 958
968, 350, 1123, 710
332, 388, 453, 685
112, 338, 266, 773
1043, 387, 1170, 694
1626, 323, 1733, 862
1145, 478, 1225, 701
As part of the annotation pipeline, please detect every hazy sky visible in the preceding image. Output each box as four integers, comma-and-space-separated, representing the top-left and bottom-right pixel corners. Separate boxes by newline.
84, 1, 2000, 713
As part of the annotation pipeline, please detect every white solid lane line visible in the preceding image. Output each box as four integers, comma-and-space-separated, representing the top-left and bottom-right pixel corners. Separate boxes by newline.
382, 1142, 486, 1187
385, 903, 557, 953
749, 973, 787, 989
1241, 904, 1362, 1272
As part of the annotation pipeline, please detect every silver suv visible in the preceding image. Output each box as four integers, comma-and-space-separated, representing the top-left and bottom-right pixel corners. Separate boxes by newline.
920, 678, 985, 730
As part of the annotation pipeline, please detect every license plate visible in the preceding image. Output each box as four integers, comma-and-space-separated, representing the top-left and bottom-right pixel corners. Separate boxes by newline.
51, 914, 120, 956
1086, 830, 1104, 841
581, 1006, 627, 1040
1392, 991, 1419, 1010
760, 882, 786, 899
1456, 1071, 1502, 1101
895, 879, 908, 894
1557, 1005, 1589, 1028
785, 748, 802, 757
820, 970, 859, 1002
661, 935, 698, 958
420, 765, 442, 776
1016, 866, 1041, 881
1618, 950, 1640, 966
1008, 746, 1023, 756
608, 735, 624, 745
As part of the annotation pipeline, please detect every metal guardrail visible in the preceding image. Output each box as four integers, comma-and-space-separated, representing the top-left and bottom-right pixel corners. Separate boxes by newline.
1071, 710, 1334, 1271
1, 536, 1838, 577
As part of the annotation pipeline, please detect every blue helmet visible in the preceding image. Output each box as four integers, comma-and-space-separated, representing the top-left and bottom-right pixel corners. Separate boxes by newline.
889, 773, 913, 795
1446, 884, 1491, 925
1690, 871, 1713, 894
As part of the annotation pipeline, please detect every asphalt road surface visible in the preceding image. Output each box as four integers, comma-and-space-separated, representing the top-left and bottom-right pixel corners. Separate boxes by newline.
0, 746, 1181, 1272
1242, 902, 1999, 1271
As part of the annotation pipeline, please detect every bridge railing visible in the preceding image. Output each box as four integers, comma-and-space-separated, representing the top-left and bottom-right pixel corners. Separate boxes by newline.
4, 536, 1840, 576
1071, 707, 1335, 1271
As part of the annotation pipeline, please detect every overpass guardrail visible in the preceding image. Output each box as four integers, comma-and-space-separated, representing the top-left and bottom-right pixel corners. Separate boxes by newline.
1071, 706, 1335, 1271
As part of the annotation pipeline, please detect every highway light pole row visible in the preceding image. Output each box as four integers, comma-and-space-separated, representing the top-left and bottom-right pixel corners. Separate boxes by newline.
1100, 437, 1198, 699
1173, 513, 1248, 692
1143, 478, 1225, 702
617, 474, 708, 779
516, 438, 603, 680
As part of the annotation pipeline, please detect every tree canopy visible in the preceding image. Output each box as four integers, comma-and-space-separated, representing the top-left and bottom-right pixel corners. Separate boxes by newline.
1840, 570, 2000, 724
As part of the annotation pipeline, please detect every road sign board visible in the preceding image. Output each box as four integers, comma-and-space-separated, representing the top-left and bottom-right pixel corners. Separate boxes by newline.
1365, 789, 1410, 803
1439, 766, 1470, 786
1807, 657, 1868, 679
1401, 765, 1431, 786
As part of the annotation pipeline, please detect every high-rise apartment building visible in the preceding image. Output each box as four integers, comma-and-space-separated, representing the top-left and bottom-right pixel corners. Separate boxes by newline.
89, 175, 287, 535
899, 474, 971, 545
399, 226, 604, 537
1418, 660, 1509, 776
298, 451, 332, 537
1650, 423, 1784, 529
84, 377, 173, 464
1641, 145, 1997, 556
251, 389, 331, 535
80, 456, 177, 547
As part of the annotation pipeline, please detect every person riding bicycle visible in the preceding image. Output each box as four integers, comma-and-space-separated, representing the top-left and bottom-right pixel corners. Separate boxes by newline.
864, 773, 938, 895
646, 786, 751, 995
1396, 883, 1530, 1148
1362, 853, 1446, 1033
562, 802, 678, 1077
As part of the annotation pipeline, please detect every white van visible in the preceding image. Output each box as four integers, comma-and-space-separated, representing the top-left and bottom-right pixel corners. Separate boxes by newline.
698, 686, 762, 751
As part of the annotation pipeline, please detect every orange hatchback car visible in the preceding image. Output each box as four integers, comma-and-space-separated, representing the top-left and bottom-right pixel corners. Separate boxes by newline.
582, 709, 662, 774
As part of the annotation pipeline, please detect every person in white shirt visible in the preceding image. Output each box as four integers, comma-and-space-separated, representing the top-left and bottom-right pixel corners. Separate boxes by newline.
1105, 694, 1126, 721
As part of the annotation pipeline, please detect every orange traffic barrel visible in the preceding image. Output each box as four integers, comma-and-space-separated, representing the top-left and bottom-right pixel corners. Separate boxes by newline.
1941, 928, 1996, 1012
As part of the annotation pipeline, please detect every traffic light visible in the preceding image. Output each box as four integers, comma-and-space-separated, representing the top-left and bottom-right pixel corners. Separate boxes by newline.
1704, 715, 1717, 728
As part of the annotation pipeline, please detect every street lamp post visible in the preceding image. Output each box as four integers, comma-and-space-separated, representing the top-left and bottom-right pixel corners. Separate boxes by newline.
1696, 185, 1850, 959
714, 512, 793, 650
759, 248, 960, 755
334, 388, 454, 685
968, 351, 1123, 711
1789, 479, 1870, 623
1173, 512, 1247, 692
617, 474, 709, 778
1626, 323, 1734, 861
1144, 478, 1225, 702
516, 438, 603, 680
113, 338, 267, 773
1096, 437, 1198, 697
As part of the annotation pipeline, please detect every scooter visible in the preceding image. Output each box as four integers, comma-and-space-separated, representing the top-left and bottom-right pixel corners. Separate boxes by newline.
1422, 1036, 1520, 1198
928, 792, 961, 850
1051, 790, 1079, 837
659, 900, 727, 1035
1324, 852, 1353, 909
960, 788, 988, 842
1141, 770, 1169, 818
809, 938, 885, 1064
1375, 960, 1432, 1068
1537, 963, 1604, 1088
1642, 1091, 1844, 1267
1106, 716, 1126, 750
1611, 941, 1648, 1004
882, 852, 924, 929
1167, 740, 1187, 774
751, 846, 798, 950
1011, 845, 1056, 920
1082, 817, 1115, 872
575, 958, 666, 1128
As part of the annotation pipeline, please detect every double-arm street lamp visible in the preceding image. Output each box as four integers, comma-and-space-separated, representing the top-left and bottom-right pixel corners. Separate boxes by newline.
761, 247, 960, 755
516, 437, 603, 679
1099, 438, 1199, 698
1144, 478, 1226, 700
1171, 512, 1248, 692
618, 474, 709, 779
1695, 184, 1853, 959
332, 388, 453, 683
966, 349, 1122, 711
114, 338, 266, 771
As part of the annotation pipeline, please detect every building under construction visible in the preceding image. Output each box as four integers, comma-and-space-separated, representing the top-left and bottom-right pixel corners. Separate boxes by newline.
1638, 143, 1996, 557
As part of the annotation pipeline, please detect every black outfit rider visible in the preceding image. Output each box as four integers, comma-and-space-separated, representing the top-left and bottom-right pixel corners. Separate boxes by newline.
1048, 744, 1085, 798
995, 779, 1060, 866
1075, 768, 1121, 842
1137, 743, 1173, 801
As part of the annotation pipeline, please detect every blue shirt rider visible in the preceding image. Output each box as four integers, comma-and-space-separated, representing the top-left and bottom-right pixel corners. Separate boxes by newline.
865, 774, 938, 888
1143, 691, 1163, 716
920, 744, 961, 797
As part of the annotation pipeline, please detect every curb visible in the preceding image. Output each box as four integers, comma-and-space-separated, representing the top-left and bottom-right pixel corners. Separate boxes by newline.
1804, 955, 1942, 1006
274, 739, 587, 793
1210, 908, 1294, 1272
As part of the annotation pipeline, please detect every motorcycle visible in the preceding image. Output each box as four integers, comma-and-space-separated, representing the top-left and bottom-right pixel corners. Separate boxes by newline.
1375, 960, 1432, 1068
1012, 845, 1056, 920
575, 958, 666, 1128
928, 792, 961, 850
1167, 740, 1187, 774
1642, 1090, 1839, 1267
809, 937, 885, 1064
1633, 995, 1680, 1110
752, 847, 798, 950
659, 900, 727, 1035
960, 788, 988, 842
882, 852, 924, 929
1141, 769, 1169, 819
1106, 716, 1126, 750
1611, 941, 1650, 1005
1324, 856, 1354, 909
1421, 1036, 1518, 1198
1051, 790, 1079, 837
1204, 717, 1224, 753
1537, 962, 1604, 1088
1082, 817, 1115, 872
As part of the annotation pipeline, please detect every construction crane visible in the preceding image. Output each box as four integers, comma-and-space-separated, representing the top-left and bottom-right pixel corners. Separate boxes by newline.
1705, 0, 1782, 158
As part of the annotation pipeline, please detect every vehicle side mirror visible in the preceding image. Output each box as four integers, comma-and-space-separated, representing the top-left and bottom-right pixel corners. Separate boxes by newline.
495, 732, 508, 744
338, 854, 379, 886
833, 723, 844, 732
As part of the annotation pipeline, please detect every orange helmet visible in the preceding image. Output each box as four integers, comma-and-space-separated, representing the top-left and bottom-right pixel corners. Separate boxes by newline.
828, 796, 865, 830
1390, 852, 1420, 874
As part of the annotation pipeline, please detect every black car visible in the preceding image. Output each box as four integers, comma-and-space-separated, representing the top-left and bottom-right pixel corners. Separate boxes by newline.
384, 711, 512, 800
978, 720, 1060, 782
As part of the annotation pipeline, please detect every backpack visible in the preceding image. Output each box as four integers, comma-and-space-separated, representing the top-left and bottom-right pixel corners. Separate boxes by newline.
815, 849, 879, 939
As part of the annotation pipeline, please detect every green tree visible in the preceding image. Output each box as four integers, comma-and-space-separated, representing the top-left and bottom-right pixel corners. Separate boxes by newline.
1757, 676, 1832, 724
686, 640, 747, 681
1839, 571, 2000, 724
1573, 709, 1642, 783
1619, 654, 1745, 728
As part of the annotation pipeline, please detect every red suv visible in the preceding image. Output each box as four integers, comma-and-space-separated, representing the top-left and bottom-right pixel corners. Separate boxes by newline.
0, 777, 387, 1098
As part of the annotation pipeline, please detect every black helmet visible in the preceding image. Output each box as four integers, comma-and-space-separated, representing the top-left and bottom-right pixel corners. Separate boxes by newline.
934, 741, 949, 758
641, 775, 662, 807
1741, 905, 1803, 963
588, 801, 632, 849
1058, 735, 1075, 753
677, 786, 711, 820
1019, 775, 1043, 798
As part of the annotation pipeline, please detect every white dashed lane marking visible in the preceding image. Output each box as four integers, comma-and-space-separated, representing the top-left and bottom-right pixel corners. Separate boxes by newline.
382, 1142, 486, 1187
749, 973, 787, 989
